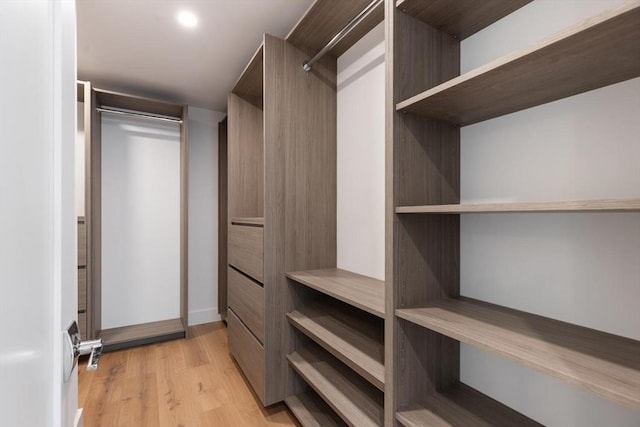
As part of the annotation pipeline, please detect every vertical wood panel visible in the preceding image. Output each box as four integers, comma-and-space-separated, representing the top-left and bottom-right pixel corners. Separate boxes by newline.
218, 117, 228, 320
87, 82, 101, 337
387, 3, 461, 424
181, 106, 189, 335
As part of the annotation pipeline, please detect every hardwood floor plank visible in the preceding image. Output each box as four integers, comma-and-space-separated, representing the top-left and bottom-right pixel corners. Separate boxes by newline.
79, 321, 297, 427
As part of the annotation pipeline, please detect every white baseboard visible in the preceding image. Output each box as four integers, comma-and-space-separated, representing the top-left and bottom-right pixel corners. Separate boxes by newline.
188, 308, 221, 326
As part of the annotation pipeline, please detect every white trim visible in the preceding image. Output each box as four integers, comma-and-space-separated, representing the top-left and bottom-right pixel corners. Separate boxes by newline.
74, 409, 83, 427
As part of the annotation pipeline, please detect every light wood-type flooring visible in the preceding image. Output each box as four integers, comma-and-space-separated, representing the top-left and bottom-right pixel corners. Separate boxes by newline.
79, 322, 298, 426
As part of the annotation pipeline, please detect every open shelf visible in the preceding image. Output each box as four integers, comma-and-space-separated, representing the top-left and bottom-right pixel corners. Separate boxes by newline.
287, 268, 385, 318
288, 300, 384, 390
286, 0, 384, 58
396, 297, 640, 409
232, 43, 264, 108
230, 216, 264, 227
396, 0, 532, 40
100, 318, 185, 351
396, 198, 640, 214
288, 345, 384, 427
396, 383, 541, 427
285, 390, 347, 427
396, 2, 640, 126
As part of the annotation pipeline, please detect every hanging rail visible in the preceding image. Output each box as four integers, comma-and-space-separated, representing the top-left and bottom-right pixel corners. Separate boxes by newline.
302, 0, 383, 72
96, 106, 183, 124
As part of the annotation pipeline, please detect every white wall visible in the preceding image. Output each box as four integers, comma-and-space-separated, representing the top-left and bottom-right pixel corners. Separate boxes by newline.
188, 107, 226, 324
75, 104, 225, 326
337, 22, 385, 280
101, 115, 181, 328
1, 1, 78, 426
459, 1, 640, 425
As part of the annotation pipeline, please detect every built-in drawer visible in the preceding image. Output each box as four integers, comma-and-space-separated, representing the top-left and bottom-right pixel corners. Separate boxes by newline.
228, 223, 263, 282
228, 309, 265, 403
78, 268, 87, 312
228, 266, 264, 343
78, 219, 87, 267
78, 312, 87, 339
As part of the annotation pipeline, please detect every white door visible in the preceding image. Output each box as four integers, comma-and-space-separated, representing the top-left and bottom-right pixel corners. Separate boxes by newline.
0, 1, 79, 426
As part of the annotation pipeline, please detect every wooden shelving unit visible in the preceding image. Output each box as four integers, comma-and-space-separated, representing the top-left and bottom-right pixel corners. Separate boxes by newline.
395, 383, 541, 427
396, 2, 640, 126
288, 300, 385, 390
395, 198, 640, 214
100, 318, 185, 351
285, 391, 347, 427
386, 0, 640, 425
288, 345, 384, 427
287, 268, 385, 318
397, 297, 640, 409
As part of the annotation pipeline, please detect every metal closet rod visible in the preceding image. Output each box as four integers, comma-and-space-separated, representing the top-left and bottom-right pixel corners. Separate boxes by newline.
96, 106, 183, 124
302, 0, 383, 72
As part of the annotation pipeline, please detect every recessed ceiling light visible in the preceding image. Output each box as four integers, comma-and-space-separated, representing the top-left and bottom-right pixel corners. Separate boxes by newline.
177, 10, 198, 28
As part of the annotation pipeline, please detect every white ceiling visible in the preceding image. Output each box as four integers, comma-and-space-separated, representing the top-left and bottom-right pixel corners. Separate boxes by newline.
77, 0, 314, 112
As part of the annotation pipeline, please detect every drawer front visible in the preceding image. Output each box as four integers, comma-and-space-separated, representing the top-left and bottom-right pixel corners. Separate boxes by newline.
78, 268, 87, 312
228, 266, 264, 343
78, 312, 87, 339
228, 309, 265, 403
78, 221, 87, 267
228, 224, 263, 282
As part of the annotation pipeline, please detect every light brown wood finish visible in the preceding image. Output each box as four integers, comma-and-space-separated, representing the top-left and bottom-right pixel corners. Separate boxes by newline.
396, 198, 640, 214
396, 2, 640, 125
100, 318, 185, 351
87, 85, 189, 341
79, 322, 298, 427
396, 0, 533, 40
286, 0, 384, 58
94, 88, 184, 118
77, 217, 87, 266
397, 297, 640, 409
287, 300, 385, 390
395, 383, 541, 427
228, 266, 265, 343
233, 44, 264, 109
78, 313, 87, 339
218, 117, 228, 321
181, 105, 189, 333
227, 92, 264, 218
287, 269, 385, 318
228, 309, 266, 404
288, 345, 384, 427
386, 2, 462, 425
285, 391, 346, 427
78, 268, 87, 312
228, 223, 264, 283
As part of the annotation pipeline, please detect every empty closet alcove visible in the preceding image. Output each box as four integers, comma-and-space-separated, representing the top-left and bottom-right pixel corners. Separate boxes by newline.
77, 81, 189, 350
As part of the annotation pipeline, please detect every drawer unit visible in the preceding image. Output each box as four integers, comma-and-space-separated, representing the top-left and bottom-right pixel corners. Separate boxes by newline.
228, 223, 263, 283
228, 266, 264, 343
228, 309, 265, 403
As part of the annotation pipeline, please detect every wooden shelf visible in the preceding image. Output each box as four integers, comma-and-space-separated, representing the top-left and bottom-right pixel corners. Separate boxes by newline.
396, 383, 541, 427
396, 198, 640, 214
100, 318, 185, 351
285, 391, 347, 427
287, 268, 385, 318
396, 2, 640, 126
288, 300, 385, 390
232, 43, 263, 108
396, 297, 640, 409
230, 216, 264, 227
288, 346, 384, 427
286, 0, 384, 58
396, 0, 532, 40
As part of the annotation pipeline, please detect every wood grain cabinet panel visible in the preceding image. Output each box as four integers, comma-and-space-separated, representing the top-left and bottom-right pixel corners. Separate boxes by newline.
78, 268, 87, 312
228, 266, 265, 343
228, 224, 264, 283
228, 309, 265, 403
77, 219, 86, 267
